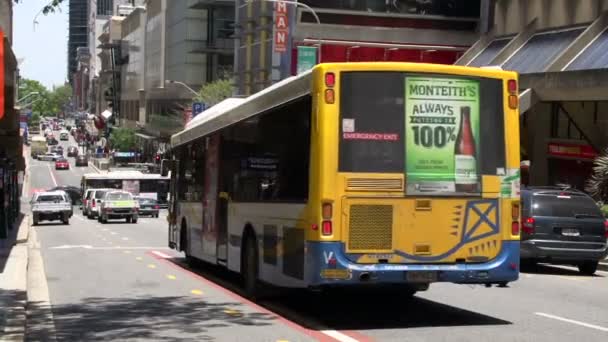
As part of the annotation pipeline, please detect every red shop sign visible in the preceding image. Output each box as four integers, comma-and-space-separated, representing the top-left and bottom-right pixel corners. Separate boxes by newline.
547, 142, 598, 159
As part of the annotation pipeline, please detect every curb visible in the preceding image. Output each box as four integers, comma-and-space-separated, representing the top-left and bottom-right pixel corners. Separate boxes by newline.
599, 261, 608, 272
88, 161, 102, 173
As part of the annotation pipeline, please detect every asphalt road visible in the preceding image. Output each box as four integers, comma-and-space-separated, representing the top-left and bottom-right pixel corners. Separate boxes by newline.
26, 132, 608, 341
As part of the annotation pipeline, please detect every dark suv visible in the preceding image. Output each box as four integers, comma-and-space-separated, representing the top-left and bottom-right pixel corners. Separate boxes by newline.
521, 187, 608, 275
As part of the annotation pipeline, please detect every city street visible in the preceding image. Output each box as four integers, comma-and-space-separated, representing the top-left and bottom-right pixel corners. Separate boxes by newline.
22, 135, 608, 342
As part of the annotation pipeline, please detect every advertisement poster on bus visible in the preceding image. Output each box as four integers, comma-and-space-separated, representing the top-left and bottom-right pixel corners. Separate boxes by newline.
404, 76, 480, 195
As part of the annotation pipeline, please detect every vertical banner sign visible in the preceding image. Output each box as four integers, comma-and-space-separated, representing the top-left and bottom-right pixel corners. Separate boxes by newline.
405, 76, 480, 195
0, 29, 5, 120
297, 46, 318, 74
274, 1, 288, 53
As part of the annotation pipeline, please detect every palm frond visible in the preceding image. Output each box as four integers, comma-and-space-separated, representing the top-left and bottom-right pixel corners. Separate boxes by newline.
585, 148, 608, 200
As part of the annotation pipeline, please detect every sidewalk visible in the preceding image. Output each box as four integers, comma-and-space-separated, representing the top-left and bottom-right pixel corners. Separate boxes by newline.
0, 214, 30, 341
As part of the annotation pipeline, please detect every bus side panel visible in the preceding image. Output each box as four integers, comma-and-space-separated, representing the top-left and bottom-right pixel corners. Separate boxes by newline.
226, 202, 308, 288
179, 202, 205, 261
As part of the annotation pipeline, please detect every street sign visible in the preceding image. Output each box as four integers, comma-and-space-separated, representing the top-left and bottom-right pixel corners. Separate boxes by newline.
297, 46, 318, 74
192, 102, 206, 117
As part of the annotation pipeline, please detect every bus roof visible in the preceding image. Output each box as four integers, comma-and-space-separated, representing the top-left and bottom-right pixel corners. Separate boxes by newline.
31, 136, 46, 142
171, 69, 313, 147
82, 171, 169, 180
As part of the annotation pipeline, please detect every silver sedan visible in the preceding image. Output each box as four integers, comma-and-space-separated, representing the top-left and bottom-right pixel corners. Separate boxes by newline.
38, 153, 62, 161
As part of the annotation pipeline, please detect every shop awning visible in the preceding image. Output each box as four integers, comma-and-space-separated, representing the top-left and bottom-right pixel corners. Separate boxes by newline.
566, 28, 608, 71
467, 37, 512, 67
520, 69, 608, 101
503, 28, 584, 73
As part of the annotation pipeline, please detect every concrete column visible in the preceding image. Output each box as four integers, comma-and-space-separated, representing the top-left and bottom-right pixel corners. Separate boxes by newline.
527, 102, 552, 186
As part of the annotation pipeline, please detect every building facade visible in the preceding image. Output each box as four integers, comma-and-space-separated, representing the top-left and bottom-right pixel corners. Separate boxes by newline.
68, 0, 89, 84
143, 0, 235, 141
458, 0, 608, 191
234, 0, 490, 95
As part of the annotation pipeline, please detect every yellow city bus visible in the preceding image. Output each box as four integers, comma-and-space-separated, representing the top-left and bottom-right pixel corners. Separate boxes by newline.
167, 62, 520, 298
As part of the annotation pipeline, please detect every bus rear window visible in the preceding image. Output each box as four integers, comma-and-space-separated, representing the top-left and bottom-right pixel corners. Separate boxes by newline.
339, 71, 506, 195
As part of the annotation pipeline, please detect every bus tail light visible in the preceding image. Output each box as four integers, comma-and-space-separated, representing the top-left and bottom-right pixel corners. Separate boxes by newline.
325, 72, 335, 87
324, 89, 335, 104
322, 203, 332, 220
511, 221, 520, 236
507, 79, 517, 94
522, 217, 535, 234
508, 95, 518, 109
604, 220, 608, 238
321, 221, 332, 236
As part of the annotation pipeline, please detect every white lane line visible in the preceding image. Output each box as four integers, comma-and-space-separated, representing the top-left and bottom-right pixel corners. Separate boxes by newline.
121, 237, 129, 241
47, 164, 58, 186
50, 245, 171, 250
535, 312, 608, 333
110, 232, 117, 235
320, 330, 360, 342
151, 250, 172, 259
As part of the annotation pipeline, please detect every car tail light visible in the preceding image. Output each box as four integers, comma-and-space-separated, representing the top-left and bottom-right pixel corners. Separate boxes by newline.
321, 220, 332, 236
522, 217, 535, 234
604, 220, 608, 238
92, 200, 96, 207
154, 205, 160, 209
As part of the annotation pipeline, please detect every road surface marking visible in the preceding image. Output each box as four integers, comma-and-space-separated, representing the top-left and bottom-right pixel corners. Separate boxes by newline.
136, 257, 143, 261
50, 245, 169, 250
121, 237, 129, 241
536, 312, 608, 332
147, 264, 156, 269
166, 275, 176, 280
557, 276, 584, 282
190, 289, 203, 296
151, 251, 172, 259
46, 164, 58, 186
123, 250, 131, 254
223, 309, 243, 317
110, 232, 117, 235
319, 330, 361, 342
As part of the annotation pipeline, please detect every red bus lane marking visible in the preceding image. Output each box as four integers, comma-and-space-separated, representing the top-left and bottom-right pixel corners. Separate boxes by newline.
146, 251, 370, 342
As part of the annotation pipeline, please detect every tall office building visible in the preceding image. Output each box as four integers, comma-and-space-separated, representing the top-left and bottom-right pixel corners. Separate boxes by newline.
68, 0, 89, 84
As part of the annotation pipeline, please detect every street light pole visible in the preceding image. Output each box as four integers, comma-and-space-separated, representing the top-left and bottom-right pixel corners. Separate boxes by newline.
246, 0, 323, 62
165, 80, 200, 98
17, 92, 40, 105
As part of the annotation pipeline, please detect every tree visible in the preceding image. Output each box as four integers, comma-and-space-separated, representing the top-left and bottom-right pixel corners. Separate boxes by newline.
13, 0, 65, 14
587, 150, 608, 202
109, 127, 136, 151
18, 78, 49, 115
30, 112, 41, 126
47, 84, 72, 114
195, 78, 234, 107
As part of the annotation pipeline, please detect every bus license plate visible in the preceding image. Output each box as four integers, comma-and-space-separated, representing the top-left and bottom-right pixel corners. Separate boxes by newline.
406, 271, 437, 283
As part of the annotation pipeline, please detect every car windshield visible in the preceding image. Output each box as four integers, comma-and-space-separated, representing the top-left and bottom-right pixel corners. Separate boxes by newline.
37, 195, 64, 202
138, 198, 155, 204
107, 193, 132, 200
94, 191, 107, 199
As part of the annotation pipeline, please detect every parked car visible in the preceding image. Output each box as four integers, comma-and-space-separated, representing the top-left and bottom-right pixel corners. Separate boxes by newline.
49, 186, 82, 205
135, 197, 159, 218
86, 189, 111, 219
521, 186, 608, 275
55, 158, 70, 170
47, 137, 58, 145
67, 146, 79, 157
99, 191, 139, 224
75, 155, 89, 167
31, 191, 72, 225
38, 153, 62, 161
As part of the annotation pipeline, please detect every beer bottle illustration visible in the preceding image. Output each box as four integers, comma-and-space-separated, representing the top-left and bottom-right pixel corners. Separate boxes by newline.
454, 106, 478, 192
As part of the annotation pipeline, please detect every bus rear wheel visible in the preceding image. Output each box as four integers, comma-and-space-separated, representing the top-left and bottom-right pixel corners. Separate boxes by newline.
242, 235, 260, 299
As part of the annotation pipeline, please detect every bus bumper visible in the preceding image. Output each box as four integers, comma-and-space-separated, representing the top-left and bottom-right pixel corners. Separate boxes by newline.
305, 241, 519, 286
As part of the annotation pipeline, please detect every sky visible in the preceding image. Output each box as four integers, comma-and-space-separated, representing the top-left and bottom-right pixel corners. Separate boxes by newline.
13, 0, 69, 89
